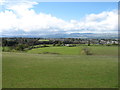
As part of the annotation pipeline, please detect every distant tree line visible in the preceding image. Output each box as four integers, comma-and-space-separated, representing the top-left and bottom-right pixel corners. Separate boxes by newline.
1, 37, 119, 51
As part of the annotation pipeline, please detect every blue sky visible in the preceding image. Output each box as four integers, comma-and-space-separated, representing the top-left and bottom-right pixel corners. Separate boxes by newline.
33, 2, 117, 21
0, 1, 118, 36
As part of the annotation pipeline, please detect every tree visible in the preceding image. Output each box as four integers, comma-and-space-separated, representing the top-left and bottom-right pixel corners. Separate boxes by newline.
16, 44, 25, 51
81, 48, 93, 55
88, 40, 91, 46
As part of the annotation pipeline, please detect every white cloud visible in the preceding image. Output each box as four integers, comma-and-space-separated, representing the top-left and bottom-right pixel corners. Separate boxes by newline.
0, 0, 118, 36
0, 0, 5, 5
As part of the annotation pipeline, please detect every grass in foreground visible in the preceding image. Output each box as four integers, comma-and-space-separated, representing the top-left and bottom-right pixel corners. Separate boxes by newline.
3, 52, 118, 88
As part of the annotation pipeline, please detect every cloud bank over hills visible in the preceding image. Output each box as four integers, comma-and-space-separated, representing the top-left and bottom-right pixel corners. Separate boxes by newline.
0, 0, 118, 37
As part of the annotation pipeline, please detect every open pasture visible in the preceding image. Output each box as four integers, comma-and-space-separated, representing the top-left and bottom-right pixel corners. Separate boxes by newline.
2, 46, 118, 88
27, 46, 118, 56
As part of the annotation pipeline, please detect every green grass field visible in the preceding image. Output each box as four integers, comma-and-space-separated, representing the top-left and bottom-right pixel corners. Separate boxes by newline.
27, 46, 118, 56
2, 46, 118, 88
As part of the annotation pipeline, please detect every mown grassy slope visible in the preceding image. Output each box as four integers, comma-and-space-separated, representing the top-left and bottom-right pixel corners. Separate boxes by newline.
3, 46, 118, 88
27, 46, 118, 56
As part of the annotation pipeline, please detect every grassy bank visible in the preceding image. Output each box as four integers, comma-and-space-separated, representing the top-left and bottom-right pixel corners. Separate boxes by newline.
3, 48, 118, 88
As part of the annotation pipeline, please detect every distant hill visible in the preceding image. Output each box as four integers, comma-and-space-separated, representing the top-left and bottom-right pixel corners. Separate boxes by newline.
1, 33, 118, 39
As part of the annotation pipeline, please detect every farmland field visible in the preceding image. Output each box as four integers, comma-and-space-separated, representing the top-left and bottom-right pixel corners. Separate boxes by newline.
2, 46, 118, 88
27, 46, 118, 56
